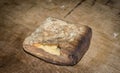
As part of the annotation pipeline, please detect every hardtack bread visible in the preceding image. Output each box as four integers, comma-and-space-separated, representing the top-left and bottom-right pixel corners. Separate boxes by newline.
23, 17, 92, 65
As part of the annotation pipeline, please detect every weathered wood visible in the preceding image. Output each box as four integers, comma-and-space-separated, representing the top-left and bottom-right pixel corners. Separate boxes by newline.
0, 0, 120, 73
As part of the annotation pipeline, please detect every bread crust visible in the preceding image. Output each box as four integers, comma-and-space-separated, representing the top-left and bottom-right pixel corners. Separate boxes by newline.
23, 17, 92, 66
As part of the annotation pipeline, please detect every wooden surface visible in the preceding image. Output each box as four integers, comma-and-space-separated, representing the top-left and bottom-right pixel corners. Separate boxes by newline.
0, 0, 120, 73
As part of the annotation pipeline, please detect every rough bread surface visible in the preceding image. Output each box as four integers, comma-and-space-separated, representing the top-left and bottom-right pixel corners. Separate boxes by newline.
24, 17, 80, 44
23, 17, 92, 66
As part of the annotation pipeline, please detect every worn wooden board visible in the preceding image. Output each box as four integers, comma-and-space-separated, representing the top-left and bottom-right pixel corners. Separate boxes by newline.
0, 0, 120, 73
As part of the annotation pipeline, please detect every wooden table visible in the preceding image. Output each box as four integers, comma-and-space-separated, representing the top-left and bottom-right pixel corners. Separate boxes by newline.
0, 0, 120, 73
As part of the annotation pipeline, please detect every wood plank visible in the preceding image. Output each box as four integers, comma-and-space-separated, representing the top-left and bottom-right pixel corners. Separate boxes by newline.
0, 0, 120, 73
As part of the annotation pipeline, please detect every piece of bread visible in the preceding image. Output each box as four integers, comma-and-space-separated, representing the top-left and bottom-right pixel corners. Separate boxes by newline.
23, 17, 92, 66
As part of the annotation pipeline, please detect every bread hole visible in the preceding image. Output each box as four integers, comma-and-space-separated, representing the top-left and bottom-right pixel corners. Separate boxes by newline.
33, 43, 60, 56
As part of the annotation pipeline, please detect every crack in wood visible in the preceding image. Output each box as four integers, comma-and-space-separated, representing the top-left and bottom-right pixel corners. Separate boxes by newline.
105, 0, 111, 5
64, 0, 86, 18
91, 0, 96, 6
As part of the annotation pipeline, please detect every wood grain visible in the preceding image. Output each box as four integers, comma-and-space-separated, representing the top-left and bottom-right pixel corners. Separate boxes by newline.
0, 0, 120, 73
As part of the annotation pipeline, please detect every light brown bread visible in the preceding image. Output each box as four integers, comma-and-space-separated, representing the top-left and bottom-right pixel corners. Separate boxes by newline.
23, 17, 92, 66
